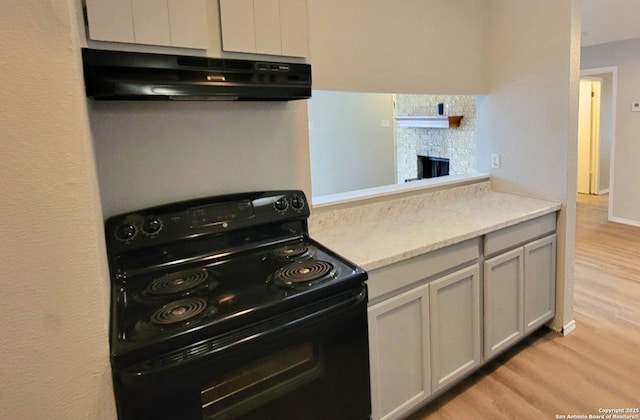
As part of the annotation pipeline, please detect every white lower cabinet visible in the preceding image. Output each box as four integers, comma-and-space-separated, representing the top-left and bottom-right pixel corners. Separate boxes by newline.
428, 265, 481, 392
367, 264, 482, 420
368, 283, 431, 420
367, 214, 557, 419
484, 233, 556, 360
524, 235, 557, 332
484, 247, 524, 359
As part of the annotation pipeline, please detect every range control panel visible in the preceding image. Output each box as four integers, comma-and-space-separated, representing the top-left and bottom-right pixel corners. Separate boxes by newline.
105, 190, 309, 255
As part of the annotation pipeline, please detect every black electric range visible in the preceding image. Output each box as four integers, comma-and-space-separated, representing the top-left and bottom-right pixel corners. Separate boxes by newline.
105, 190, 371, 420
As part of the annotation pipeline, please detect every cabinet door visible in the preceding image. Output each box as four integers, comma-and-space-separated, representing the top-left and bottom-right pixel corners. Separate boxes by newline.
85, 0, 135, 43
254, 0, 282, 55
279, 0, 308, 57
524, 234, 556, 333
219, 0, 256, 53
131, 0, 171, 46
168, 0, 209, 49
368, 284, 430, 420
86, 0, 208, 49
429, 265, 481, 392
483, 248, 524, 360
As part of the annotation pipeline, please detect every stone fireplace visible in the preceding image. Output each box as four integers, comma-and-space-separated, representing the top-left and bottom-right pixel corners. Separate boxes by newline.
395, 94, 476, 183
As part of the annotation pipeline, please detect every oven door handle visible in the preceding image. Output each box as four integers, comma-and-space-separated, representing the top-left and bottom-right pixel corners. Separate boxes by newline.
121, 285, 367, 379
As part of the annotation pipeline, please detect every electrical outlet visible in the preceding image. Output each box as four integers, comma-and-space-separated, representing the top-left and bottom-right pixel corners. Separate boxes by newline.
491, 153, 500, 169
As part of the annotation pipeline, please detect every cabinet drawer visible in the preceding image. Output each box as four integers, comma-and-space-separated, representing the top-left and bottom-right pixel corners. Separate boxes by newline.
367, 238, 479, 302
484, 213, 556, 257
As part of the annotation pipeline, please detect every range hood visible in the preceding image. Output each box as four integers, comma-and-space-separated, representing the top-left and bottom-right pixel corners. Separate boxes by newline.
81, 48, 312, 101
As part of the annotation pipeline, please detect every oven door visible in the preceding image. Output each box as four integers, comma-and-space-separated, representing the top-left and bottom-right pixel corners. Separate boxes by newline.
113, 285, 371, 420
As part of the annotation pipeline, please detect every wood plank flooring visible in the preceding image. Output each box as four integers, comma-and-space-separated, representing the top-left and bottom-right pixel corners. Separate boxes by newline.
407, 194, 640, 419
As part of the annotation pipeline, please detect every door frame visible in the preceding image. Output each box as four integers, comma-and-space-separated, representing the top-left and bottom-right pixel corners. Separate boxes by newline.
580, 66, 618, 221
578, 77, 601, 195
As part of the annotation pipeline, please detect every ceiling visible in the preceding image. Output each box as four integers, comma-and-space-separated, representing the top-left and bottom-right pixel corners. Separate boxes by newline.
581, 0, 640, 47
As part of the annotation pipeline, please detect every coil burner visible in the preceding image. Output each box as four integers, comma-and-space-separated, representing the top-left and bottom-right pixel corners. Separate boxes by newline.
150, 298, 215, 326
272, 260, 336, 288
270, 244, 312, 262
143, 269, 212, 297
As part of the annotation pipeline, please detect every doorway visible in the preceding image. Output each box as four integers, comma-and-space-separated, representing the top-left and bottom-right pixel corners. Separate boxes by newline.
577, 78, 601, 195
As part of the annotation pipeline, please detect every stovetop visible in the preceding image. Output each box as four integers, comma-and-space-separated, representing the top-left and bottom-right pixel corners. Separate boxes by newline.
105, 191, 367, 367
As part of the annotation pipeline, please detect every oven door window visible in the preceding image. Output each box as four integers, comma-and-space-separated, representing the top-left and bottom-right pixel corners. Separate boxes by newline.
201, 342, 323, 419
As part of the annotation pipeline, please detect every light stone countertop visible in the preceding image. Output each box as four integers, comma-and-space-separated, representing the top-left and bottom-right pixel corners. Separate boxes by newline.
308, 181, 561, 271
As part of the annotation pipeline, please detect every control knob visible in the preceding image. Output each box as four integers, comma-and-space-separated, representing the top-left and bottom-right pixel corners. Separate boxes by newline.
274, 197, 289, 212
142, 217, 163, 236
115, 223, 137, 242
291, 195, 305, 210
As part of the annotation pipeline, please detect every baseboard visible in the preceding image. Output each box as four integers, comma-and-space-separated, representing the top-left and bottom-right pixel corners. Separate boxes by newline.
609, 215, 640, 228
598, 188, 609, 195
562, 320, 577, 336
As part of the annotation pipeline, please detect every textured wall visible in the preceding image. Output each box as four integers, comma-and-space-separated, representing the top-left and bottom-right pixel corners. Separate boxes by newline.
308, 0, 488, 94
395, 95, 477, 181
0, 0, 115, 418
476, 0, 579, 332
90, 100, 311, 217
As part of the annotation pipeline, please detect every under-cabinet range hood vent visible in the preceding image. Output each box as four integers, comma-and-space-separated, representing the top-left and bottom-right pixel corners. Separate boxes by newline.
81, 48, 312, 101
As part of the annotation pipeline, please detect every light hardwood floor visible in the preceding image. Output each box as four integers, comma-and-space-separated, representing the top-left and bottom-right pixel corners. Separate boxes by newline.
408, 194, 640, 419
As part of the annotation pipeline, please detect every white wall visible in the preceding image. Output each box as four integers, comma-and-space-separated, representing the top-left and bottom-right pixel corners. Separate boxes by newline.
308, 0, 488, 94
90, 101, 311, 217
582, 39, 640, 224
0, 1, 116, 419
308, 91, 395, 196
475, 0, 579, 331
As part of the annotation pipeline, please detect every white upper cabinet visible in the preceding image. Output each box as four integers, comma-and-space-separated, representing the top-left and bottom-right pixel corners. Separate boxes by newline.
254, 0, 282, 56
85, 0, 209, 49
279, 0, 308, 57
167, 0, 209, 49
219, 0, 256, 53
219, 0, 309, 57
131, 0, 171, 46
85, 0, 135, 44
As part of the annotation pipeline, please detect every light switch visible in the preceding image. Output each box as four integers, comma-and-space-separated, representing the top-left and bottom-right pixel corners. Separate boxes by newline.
632, 102, 640, 112
491, 153, 500, 169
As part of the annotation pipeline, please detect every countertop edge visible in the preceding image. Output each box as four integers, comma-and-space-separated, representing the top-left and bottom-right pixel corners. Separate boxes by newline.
360, 204, 561, 271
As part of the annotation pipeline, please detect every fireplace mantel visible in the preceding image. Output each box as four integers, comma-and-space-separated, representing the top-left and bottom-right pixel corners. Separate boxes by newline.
394, 115, 463, 128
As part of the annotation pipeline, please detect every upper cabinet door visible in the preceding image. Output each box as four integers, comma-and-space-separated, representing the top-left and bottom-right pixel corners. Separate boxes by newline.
168, 0, 209, 49
219, 0, 257, 53
219, 0, 308, 57
85, 0, 135, 44
85, 0, 208, 49
279, 0, 308, 57
254, 0, 282, 55
131, 0, 171, 46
